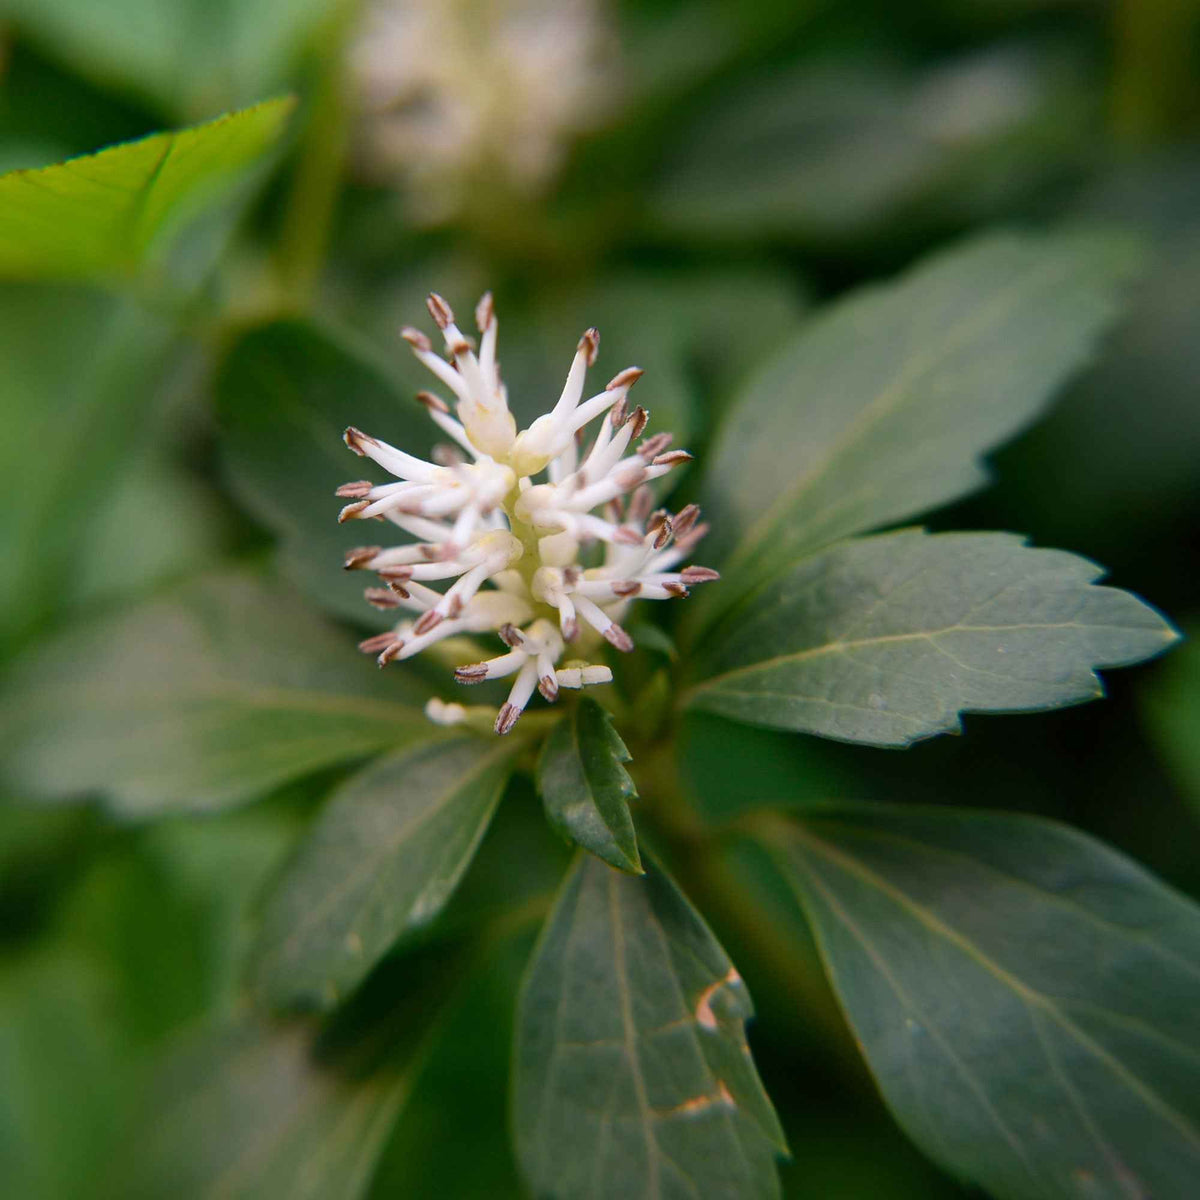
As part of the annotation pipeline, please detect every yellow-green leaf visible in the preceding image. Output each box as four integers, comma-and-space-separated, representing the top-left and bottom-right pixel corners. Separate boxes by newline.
0, 97, 294, 280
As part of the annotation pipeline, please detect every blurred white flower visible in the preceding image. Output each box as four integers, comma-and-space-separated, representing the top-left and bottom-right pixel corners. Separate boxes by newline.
349, 0, 613, 221
339, 291, 718, 734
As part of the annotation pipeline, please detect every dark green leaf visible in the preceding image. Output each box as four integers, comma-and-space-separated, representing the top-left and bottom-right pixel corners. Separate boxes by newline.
0, 571, 431, 817
6, 0, 331, 116
253, 736, 519, 1010
514, 853, 786, 1199
768, 804, 1200, 1200
122, 946, 464, 1200
0, 98, 294, 280
537, 699, 642, 874
685, 530, 1176, 745
650, 44, 1094, 247
691, 230, 1143, 622
217, 319, 435, 627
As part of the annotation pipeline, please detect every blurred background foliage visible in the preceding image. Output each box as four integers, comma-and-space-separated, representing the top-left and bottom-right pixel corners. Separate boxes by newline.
0, 0, 1197, 1196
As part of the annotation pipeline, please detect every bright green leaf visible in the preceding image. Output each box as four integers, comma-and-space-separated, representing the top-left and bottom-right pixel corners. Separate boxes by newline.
685, 530, 1176, 746
767, 804, 1200, 1200
0, 97, 294, 280
537, 698, 642, 874
252, 736, 520, 1010
217, 318, 435, 627
0, 571, 431, 817
691, 230, 1143, 625
514, 853, 787, 1199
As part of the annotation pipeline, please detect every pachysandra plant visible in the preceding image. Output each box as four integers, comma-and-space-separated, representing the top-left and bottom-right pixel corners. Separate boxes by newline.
7, 231, 1198, 1200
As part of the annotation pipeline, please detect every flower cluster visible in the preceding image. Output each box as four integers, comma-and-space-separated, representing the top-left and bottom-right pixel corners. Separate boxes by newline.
338, 292, 718, 734
348, 0, 612, 222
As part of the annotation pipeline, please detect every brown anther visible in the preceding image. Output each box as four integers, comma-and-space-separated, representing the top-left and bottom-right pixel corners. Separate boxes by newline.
629, 485, 654, 523
494, 702, 522, 735
673, 504, 701, 538
604, 498, 625, 524
647, 511, 673, 550
609, 395, 628, 427
664, 582, 690, 598
681, 566, 721, 584
454, 663, 490, 684
400, 326, 432, 352
498, 623, 524, 648
627, 405, 649, 438
417, 543, 443, 561
415, 390, 449, 413
562, 617, 580, 641
653, 450, 694, 467
677, 521, 710, 551
377, 640, 405, 667
562, 565, 582, 586
447, 336, 471, 357
343, 545, 382, 570
336, 480, 373, 498
538, 675, 559, 703
578, 327, 600, 366
358, 632, 399, 655
603, 624, 635, 653
338, 500, 370, 523
611, 580, 642, 597
426, 293, 454, 329
413, 610, 445, 636
638, 432, 673, 460
377, 565, 414, 583
447, 594, 464, 618
343, 426, 376, 456
607, 366, 643, 391
387, 579, 411, 600
475, 291, 494, 332
365, 587, 402, 610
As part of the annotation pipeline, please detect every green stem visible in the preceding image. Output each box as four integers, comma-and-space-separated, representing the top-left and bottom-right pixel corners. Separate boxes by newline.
275, 1, 357, 308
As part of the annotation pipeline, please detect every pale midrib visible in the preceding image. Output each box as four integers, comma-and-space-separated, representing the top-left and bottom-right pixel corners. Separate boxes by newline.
790, 826, 1200, 1155
727, 252, 1082, 573
608, 871, 663, 1200
688, 620, 1129, 695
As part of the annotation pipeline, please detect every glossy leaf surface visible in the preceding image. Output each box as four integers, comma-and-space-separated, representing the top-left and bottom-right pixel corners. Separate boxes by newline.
693, 230, 1142, 615
515, 854, 786, 1199
537, 699, 641, 874
686, 531, 1176, 745
253, 736, 519, 1010
770, 804, 1200, 1200
0, 571, 430, 816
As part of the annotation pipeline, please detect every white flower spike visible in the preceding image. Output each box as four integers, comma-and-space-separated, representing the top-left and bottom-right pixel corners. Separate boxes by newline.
339, 293, 718, 735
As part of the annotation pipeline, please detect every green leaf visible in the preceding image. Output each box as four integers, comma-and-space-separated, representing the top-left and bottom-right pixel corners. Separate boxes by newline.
217, 318, 436, 627
691, 230, 1144, 621
0, 97, 294, 280
514, 853, 787, 1199
537, 699, 642, 874
252, 736, 520, 1010
766, 804, 1200, 1200
121, 947, 464, 1200
649, 44, 1094, 247
0, 570, 431, 817
685, 530, 1176, 746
